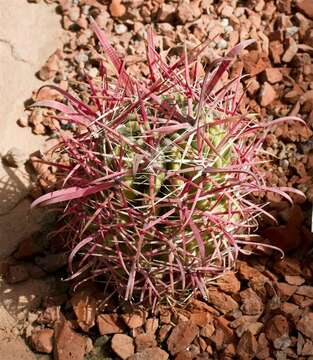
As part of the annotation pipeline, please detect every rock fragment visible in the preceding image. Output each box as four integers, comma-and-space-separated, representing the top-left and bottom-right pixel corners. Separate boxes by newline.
111, 334, 134, 360
109, 0, 126, 18
207, 289, 239, 314
297, 313, 313, 340
296, 0, 313, 19
167, 321, 198, 355
263, 68, 283, 84
260, 82, 277, 106
31, 328, 54, 354
237, 331, 258, 360
265, 315, 289, 343
97, 313, 124, 335
38, 49, 62, 81
128, 347, 169, 360
282, 37, 298, 62
54, 320, 87, 360
240, 288, 264, 315
216, 271, 241, 294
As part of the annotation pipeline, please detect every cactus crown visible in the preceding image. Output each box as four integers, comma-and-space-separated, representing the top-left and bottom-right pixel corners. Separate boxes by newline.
32, 20, 304, 305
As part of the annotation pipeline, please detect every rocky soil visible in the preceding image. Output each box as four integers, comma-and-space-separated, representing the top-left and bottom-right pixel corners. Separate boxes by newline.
2, 0, 313, 359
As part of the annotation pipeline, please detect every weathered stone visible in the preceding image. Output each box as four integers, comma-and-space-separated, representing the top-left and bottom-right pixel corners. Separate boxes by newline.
31, 328, 54, 354
207, 289, 239, 314
240, 288, 264, 315
237, 331, 258, 360
135, 333, 157, 352
296, 0, 313, 19
54, 320, 87, 360
297, 313, 313, 340
167, 321, 198, 355
128, 347, 169, 360
111, 334, 134, 360
97, 314, 124, 335
216, 271, 241, 294
265, 315, 289, 343
260, 82, 277, 106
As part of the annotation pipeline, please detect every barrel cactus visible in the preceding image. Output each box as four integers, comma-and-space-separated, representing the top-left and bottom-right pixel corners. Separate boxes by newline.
31, 20, 304, 305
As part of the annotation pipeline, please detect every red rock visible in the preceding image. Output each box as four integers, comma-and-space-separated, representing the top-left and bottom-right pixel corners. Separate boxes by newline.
273, 334, 291, 350
240, 288, 264, 315
242, 51, 270, 76
282, 37, 298, 63
263, 68, 283, 84
135, 333, 157, 352
221, 4, 234, 17
35, 87, 62, 102
210, 328, 224, 350
158, 324, 172, 342
177, 0, 201, 24
188, 299, 219, 315
159, 307, 172, 324
215, 316, 235, 344
109, 0, 126, 18
157, 3, 176, 22
224, 343, 236, 358
238, 261, 270, 298
277, 0, 292, 13
31, 328, 54, 353
216, 271, 241, 294
111, 334, 134, 359
175, 350, 193, 359
297, 313, 313, 339
38, 49, 62, 81
296, 286, 313, 298
97, 314, 124, 335
260, 82, 277, 106
269, 41, 284, 64
296, 0, 313, 19
237, 331, 258, 360
189, 311, 213, 327
145, 318, 159, 334
237, 322, 263, 337
167, 321, 198, 355
207, 289, 239, 314
200, 322, 215, 338
272, 257, 302, 276
54, 320, 87, 360
246, 77, 260, 96
256, 333, 270, 359
128, 347, 169, 360
277, 283, 297, 300
285, 275, 305, 286
265, 315, 289, 343
122, 311, 146, 329
230, 315, 260, 330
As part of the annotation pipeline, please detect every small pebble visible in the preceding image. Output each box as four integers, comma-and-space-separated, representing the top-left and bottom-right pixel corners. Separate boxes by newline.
217, 39, 228, 49
286, 26, 299, 37
114, 23, 128, 34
